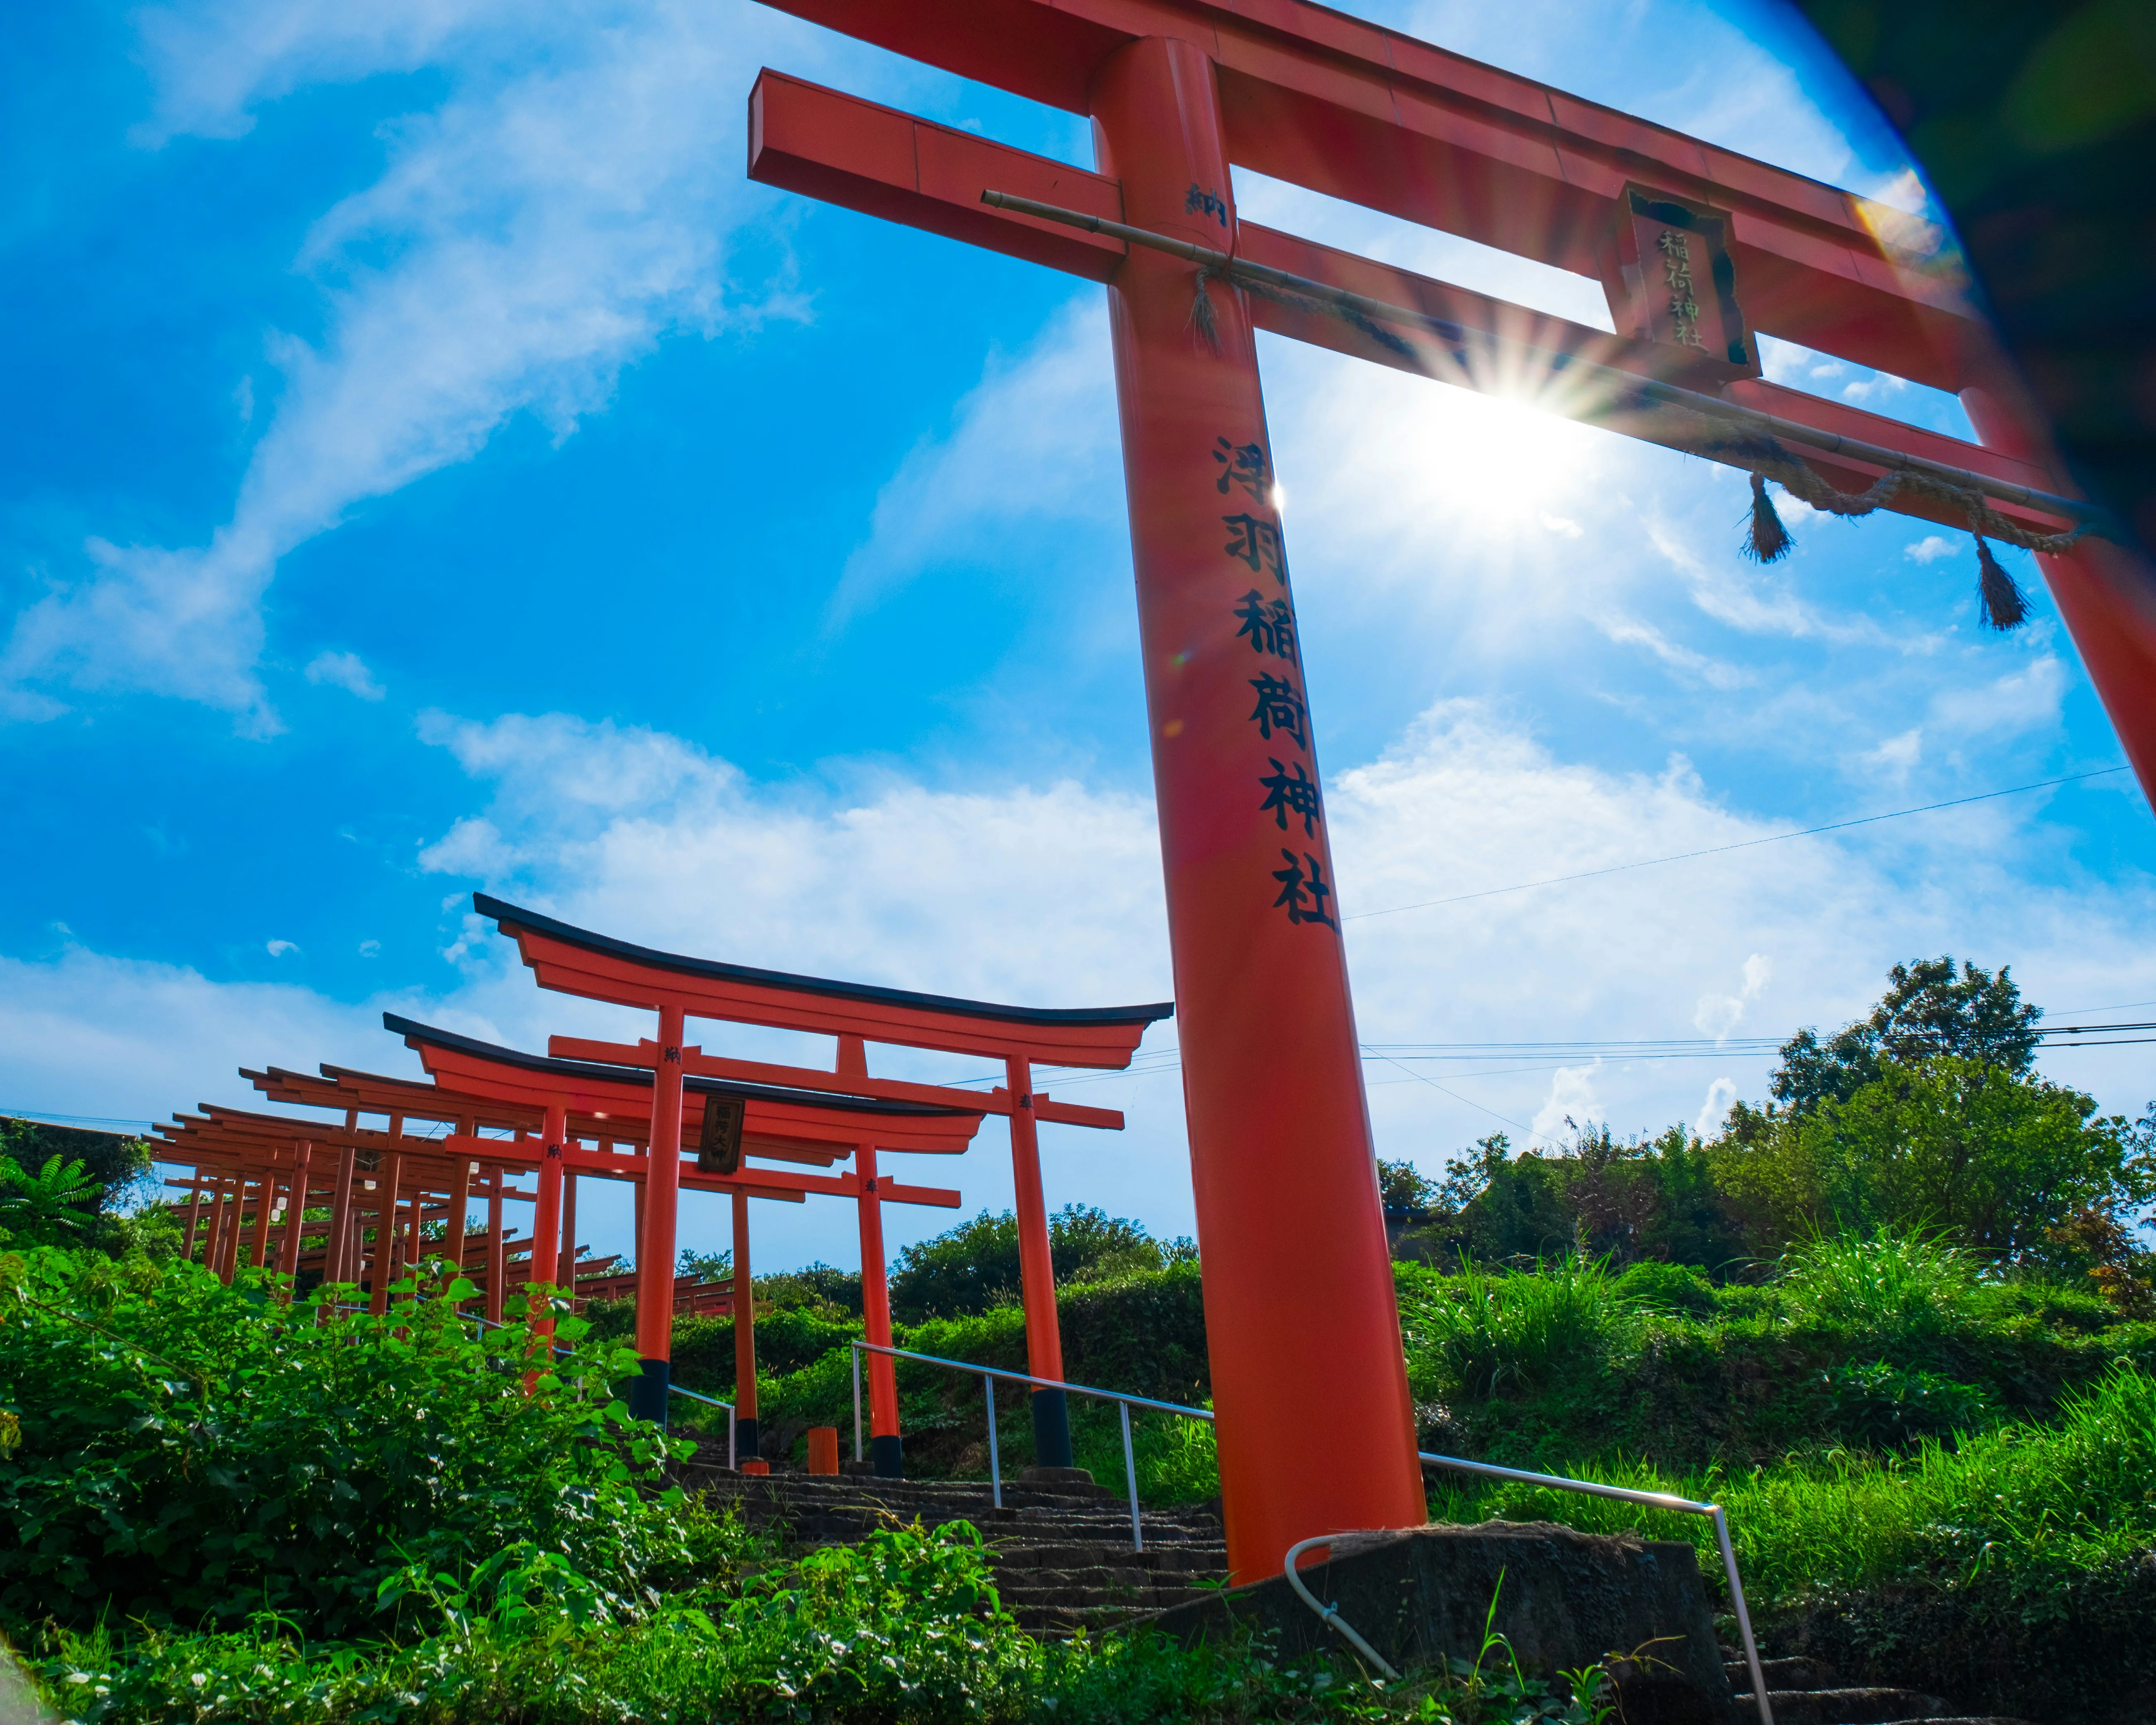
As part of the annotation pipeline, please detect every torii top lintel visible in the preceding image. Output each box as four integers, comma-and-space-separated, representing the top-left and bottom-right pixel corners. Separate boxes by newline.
384, 1013, 989, 1157
472, 894, 1172, 1067
753, 0, 1978, 389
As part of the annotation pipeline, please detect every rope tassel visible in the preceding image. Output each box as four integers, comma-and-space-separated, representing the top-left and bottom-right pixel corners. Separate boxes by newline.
1189, 268, 1221, 352
1976, 537, 2030, 630
1742, 471, 1793, 563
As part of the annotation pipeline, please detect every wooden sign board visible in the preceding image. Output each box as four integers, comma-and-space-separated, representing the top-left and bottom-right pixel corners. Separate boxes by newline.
696, 1093, 746, 1174
1602, 184, 1760, 383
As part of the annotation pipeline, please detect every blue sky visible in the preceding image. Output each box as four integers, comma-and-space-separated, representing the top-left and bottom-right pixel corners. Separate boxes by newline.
4, 0, 2151, 1273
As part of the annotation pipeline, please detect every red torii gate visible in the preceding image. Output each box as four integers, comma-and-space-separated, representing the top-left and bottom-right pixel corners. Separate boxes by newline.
471, 892, 1170, 1474
738, 0, 2156, 1578
385, 1012, 984, 1467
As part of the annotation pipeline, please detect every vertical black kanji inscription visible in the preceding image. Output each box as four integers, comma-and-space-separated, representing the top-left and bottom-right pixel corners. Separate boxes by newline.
1272, 850, 1338, 929
1247, 673, 1307, 748
1232, 590, 1299, 663
1214, 436, 1270, 499
1222, 512, 1289, 583
1258, 757, 1322, 836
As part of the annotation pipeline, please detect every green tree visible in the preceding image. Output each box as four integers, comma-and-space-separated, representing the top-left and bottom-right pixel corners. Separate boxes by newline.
887, 1205, 1189, 1322
1772, 957, 2041, 1116
1377, 1158, 1440, 1212
1714, 1057, 2150, 1261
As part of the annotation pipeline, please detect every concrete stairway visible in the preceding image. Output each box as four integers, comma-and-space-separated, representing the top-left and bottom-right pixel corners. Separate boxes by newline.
1726, 1653, 2032, 1725
676, 1462, 2032, 1714
682, 1464, 1229, 1636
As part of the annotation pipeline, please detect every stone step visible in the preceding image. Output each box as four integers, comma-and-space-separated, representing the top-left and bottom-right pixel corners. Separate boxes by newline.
1726, 1659, 1836, 1691
1737, 1688, 1953, 1725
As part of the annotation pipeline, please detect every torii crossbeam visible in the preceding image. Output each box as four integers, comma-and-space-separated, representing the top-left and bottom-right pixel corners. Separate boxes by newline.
741, 0, 2156, 1580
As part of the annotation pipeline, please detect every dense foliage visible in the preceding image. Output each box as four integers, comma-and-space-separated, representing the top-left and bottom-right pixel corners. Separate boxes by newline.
0, 1249, 686, 1638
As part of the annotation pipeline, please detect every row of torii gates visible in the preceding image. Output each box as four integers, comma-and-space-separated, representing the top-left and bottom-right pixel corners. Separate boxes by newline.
157, 894, 1170, 1481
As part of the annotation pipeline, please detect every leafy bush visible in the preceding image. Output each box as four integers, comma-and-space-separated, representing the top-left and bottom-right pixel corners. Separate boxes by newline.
0, 1248, 686, 1638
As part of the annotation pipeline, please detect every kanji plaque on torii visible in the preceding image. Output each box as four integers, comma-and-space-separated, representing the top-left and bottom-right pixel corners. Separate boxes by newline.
740, 0, 2156, 1582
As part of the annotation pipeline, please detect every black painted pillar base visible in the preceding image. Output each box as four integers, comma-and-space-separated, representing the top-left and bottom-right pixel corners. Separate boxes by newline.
735, 1416, 760, 1465
626, 1357, 670, 1428
871, 1433, 905, 1479
1031, 1387, 1073, 1469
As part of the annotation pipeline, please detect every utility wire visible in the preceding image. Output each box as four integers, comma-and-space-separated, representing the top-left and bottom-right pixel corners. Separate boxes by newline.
1345, 765, 2132, 923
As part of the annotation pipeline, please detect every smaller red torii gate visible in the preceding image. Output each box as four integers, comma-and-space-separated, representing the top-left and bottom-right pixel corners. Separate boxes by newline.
473, 892, 1171, 1472
386, 1013, 983, 1469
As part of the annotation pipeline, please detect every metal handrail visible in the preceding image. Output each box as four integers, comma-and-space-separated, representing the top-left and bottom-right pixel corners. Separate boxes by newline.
1417, 1451, 1772, 1725
851, 1340, 1213, 1551
845, 1341, 1770, 1720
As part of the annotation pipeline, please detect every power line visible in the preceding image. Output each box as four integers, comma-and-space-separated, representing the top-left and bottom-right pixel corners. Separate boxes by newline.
1345, 765, 2133, 923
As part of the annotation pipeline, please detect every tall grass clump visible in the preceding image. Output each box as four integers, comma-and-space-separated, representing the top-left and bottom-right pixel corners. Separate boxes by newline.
1403, 1253, 1649, 1400
1776, 1228, 1977, 1345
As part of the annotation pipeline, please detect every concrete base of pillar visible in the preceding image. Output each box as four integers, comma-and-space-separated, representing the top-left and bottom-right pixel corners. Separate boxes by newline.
1029, 1385, 1073, 1469
735, 1416, 759, 1463
626, 1357, 670, 1428
1141, 1521, 1737, 1723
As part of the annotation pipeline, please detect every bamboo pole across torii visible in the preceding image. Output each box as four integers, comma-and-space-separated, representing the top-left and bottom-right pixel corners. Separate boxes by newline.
979, 190, 2110, 538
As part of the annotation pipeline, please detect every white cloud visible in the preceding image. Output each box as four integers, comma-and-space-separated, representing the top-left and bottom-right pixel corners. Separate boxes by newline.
1904, 537, 1957, 565
1597, 614, 1750, 690
304, 650, 385, 700
829, 299, 1121, 622
265, 939, 300, 957
5, 0, 821, 728
1694, 1076, 1738, 1138
358, 939, 382, 957
1861, 726, 1924, 783
1694, 952, 1772, 1040
1929, 656, 2066, 740
1532, 1065, 1603, 1144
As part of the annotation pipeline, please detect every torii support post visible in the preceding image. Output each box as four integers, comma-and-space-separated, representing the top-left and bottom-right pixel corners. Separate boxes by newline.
732, 1190, 760, 1464
632, 1006, 688, 1426
1005, 1058, 1071, 1468
1103, 36, 1426, 1552
531, 1103, 568, 1334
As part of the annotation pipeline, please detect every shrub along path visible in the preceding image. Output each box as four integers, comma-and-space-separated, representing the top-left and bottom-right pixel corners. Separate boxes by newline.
680, 1457, 1229, 1636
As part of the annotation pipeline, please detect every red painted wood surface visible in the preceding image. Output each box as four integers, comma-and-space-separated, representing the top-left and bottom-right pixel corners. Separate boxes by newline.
1091, 33, 1428, 1577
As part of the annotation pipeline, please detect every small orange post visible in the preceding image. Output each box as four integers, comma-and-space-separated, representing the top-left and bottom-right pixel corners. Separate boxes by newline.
806, 1427, 840, 1475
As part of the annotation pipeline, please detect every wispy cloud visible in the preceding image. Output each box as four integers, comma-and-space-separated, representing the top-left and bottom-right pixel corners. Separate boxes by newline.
5, 1, 820, 730
304, 650, 384, 700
